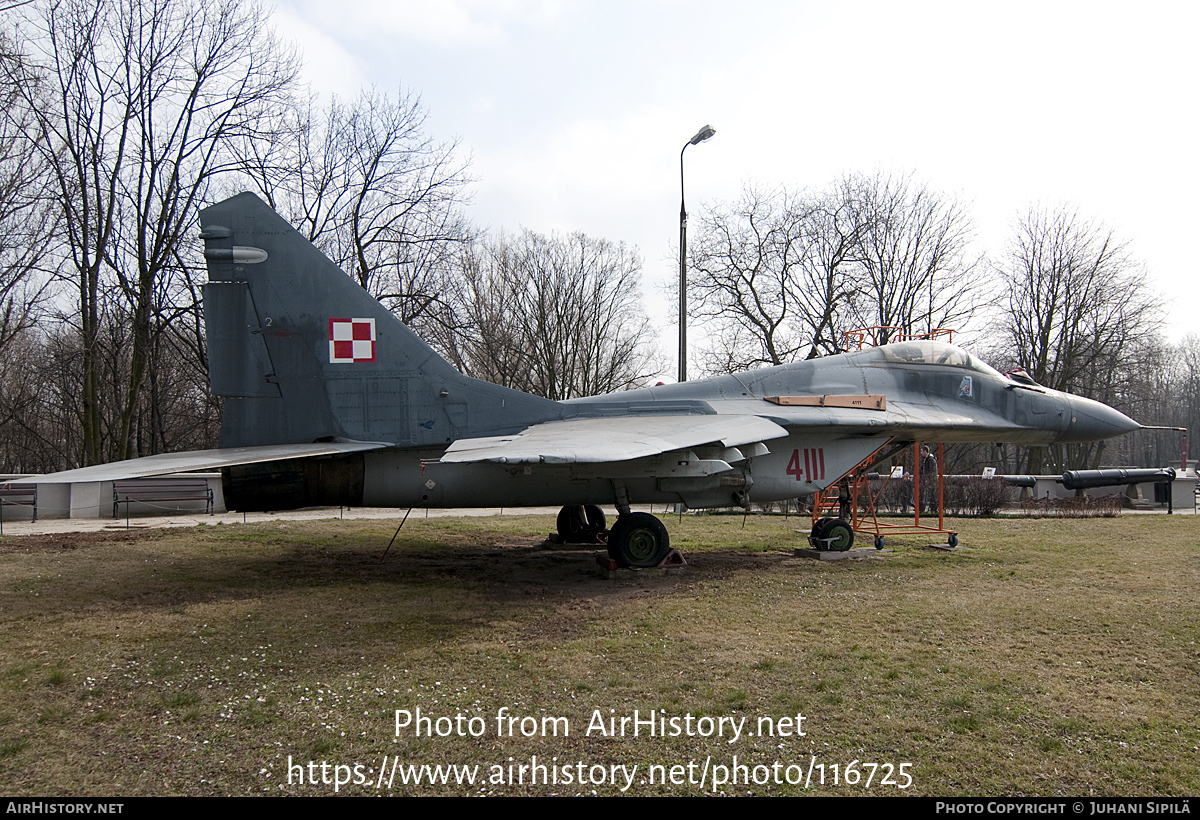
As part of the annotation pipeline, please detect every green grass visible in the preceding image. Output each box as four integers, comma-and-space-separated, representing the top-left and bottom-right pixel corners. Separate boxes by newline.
0, 513, 1198, 795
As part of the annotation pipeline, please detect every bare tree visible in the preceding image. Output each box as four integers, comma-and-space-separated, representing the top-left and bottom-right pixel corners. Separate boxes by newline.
0, 295, 220, 474
688, 173, 976, 374
846, 172, 979, 343
5, 0, 297, 465
1107, 337, 1187, 469
0, 328, 69, 473
234, 88, 474, 339
687, 184, 864, 372
0, 31, 55, 357
1164, 335, 1200, 469
996, 206, 1162, 472
1173, 335, 1200, 450
439, 231, 660, 400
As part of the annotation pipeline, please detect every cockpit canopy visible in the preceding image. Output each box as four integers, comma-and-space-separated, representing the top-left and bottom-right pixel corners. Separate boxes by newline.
857, 341, 1006, 379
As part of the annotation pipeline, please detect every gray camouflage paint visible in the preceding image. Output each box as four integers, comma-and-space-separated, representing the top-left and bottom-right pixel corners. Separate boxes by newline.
200, 193, 1138, 512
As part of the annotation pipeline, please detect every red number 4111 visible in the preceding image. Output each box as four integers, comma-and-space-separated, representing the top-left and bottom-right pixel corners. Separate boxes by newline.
786, 448, 825, 482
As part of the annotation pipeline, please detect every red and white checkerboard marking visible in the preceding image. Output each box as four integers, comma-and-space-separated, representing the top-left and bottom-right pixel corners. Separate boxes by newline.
328, 317, 376, 363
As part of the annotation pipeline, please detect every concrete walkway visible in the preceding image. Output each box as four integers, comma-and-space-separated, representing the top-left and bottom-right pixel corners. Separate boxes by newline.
0, 502, 1191, 538
0, 504, 678, 537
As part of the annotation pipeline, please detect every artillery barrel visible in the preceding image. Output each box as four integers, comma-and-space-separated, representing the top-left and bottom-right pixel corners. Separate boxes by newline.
1057, 468, 1176, 491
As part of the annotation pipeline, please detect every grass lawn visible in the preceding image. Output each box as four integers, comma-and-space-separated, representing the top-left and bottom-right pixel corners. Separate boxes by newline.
0, 513, 1197, 795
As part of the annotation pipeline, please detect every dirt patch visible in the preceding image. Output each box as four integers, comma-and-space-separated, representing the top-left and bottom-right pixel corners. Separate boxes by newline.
0, 528, 167, 554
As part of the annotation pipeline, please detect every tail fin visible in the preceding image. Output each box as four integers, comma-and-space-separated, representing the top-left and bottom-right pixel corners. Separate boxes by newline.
201, 192, 556, 448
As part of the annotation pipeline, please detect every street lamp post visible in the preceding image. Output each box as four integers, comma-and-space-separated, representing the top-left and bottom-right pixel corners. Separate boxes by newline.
678, 123, 715, 383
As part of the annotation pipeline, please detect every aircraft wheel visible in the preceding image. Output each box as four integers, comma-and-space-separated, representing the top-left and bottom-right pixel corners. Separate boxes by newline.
557, 505, 607, 543
582, 505, 606, 540
826, 518, 854, 551
810, 517, 830, 548
607, 512, 670, 568
874, 535, 885, 550
948, 533, 959, 548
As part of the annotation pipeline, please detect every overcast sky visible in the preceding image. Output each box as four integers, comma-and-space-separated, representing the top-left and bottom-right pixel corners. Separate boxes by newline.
271, 0, 1199, 361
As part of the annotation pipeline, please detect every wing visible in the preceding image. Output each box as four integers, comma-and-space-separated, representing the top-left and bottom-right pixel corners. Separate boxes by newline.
440, 415, 788, 464
27, 441, 391, 484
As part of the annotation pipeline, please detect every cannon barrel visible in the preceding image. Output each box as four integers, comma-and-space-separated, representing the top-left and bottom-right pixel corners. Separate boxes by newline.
865, 473, 1037, 487
1057, 468, 1176, 491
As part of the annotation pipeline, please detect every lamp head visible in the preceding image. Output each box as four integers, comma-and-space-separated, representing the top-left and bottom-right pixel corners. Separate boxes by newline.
689, 124, 716, 145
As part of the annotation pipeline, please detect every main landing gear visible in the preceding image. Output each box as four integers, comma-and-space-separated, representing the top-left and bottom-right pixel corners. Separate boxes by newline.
557, 504, 673, 568
555, 505, 607, 544
606, 512, 671, 568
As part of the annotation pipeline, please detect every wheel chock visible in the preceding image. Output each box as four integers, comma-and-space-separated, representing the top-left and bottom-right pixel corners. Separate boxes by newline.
594, 549, 687, 574
657, 549, 687, 567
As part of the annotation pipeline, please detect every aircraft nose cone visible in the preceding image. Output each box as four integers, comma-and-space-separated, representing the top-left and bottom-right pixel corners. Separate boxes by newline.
1061, 396, 1141, 443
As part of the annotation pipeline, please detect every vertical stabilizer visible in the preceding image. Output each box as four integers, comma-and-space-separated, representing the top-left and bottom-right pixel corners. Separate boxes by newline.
201, 192, 557, 448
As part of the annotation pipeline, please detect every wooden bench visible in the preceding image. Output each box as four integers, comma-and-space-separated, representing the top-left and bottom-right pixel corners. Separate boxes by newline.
113, 478, 214, 519
0, 483, 38, 528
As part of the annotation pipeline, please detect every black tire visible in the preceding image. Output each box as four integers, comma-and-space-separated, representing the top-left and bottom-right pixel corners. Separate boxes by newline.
948, 533, 959, 548
826, 519, 854, 551
607, 512, 670, 568
583, 505, 606, 540
556, 505, 607, 543
874, 535, 885, 550
810, 517, 832, 547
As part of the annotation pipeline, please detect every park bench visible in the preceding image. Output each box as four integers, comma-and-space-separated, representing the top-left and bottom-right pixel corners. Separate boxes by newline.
0, 483, 38, 530
113, 477, 214, 519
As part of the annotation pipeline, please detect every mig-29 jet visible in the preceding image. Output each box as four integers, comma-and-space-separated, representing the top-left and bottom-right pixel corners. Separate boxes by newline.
31, 193, 1142, 567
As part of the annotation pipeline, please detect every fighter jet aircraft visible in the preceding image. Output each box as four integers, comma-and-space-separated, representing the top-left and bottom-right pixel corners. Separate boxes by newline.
33, 193, 1142, 566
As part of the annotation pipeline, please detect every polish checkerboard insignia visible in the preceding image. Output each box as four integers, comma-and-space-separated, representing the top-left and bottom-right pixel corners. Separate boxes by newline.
328, 317, 376, 363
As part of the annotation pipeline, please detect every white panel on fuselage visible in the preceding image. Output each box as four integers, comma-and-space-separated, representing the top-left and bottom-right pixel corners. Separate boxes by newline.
439, 415, 788, 464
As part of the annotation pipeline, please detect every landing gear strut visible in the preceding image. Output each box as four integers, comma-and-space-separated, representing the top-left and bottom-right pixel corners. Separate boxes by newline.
556, 505, 607, 544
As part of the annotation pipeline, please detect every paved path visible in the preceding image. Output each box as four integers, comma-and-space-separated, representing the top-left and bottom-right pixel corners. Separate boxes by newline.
0, 502, 1190, 538
0, 505, 673, 537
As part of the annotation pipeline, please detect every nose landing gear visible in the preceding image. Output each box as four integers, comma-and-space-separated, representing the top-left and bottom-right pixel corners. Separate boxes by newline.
809, 517, 855, 551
